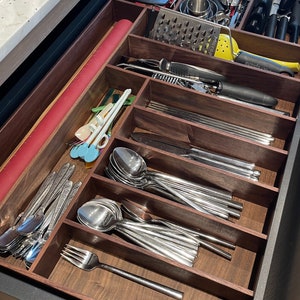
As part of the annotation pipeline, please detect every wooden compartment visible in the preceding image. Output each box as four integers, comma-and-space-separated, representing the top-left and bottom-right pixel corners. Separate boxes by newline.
172, 0, 300, 76
31, 176, 262, 300
0, 0, 144, 167
1, 1, 300, 300
237, 0, 300, 50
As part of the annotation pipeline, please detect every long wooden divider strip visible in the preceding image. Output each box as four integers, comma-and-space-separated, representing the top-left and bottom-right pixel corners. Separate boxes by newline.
0, 19, 133, 202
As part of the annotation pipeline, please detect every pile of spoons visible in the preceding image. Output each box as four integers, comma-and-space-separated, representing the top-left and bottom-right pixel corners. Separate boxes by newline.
77, 198, 200, 266
0, 163, 81, 268
105, 147, 243, 220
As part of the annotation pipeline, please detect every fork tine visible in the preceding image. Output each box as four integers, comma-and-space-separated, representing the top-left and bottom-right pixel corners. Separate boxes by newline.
65, 244, 89, 256
61, 251, 82, 267
61, 244, 93, 266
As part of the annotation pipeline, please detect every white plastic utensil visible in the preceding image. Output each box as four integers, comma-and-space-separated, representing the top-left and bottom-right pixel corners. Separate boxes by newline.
75, 103, 113, 141
83, 89, 132, 163
70, 89, 131, 161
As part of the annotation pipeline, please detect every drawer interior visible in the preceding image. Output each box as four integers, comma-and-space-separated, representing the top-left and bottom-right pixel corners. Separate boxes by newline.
1, 1, 300, 299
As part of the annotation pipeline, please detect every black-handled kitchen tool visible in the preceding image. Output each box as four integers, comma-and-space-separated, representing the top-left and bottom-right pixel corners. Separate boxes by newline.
234, 50, 294, 76
276, 15, 290, 39
244, 0, 273, 33
289, 0, 300, 42
265, 0, 281, 37
279, 0, 296, 11
156, 59, 278, 107
276, 0, 295, 39
217, 81, 278, 107
265, 14, 278, 37
118, 59, 278, 107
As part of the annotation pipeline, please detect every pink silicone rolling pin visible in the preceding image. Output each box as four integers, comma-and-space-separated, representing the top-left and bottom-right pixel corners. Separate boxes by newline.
0, 19, 133, 202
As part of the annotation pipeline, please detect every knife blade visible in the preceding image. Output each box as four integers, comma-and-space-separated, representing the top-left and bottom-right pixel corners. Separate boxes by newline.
131, 132, 260, 180
131, 132, 190, 155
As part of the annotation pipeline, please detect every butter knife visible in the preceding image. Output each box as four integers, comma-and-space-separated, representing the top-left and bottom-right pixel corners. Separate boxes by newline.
131, 132, 260, 180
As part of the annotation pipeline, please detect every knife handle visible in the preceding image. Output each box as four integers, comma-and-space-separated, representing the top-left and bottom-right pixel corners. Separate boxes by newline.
234, 51, 294, 76
276, 15, 290, 39
218, 81, 278, 107
190, 147, 256, 170
265, 14, 278, 37
289, 0, 300, 43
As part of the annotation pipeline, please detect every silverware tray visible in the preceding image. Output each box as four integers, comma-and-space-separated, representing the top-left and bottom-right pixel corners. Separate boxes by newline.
1, 1, 300, 299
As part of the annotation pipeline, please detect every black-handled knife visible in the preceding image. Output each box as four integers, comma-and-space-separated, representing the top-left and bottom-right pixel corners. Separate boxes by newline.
217, 81, 278, 107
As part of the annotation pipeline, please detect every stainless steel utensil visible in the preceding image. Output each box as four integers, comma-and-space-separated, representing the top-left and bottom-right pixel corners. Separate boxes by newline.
187, 0, 211, 17
149, 8, 221, 54
131, 132, 260, 180
77, 198, 197, 266
106, 147, 239, 220
108, 147, 216, 216
148, 101, 274, 145
121, 200, 234, 260
61, 244, 184, 299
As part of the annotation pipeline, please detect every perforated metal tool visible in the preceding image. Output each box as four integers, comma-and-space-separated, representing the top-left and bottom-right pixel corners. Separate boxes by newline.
149, 8, 221, 55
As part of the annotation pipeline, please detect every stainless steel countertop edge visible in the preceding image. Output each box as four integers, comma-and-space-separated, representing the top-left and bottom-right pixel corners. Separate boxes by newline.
0, 1, 80, 86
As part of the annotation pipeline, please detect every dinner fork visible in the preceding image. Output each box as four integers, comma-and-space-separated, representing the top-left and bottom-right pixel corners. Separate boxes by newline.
61, 244, 183, 299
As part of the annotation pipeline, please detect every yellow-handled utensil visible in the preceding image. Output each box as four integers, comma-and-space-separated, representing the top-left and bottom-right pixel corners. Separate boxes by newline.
214, 34, 300, 75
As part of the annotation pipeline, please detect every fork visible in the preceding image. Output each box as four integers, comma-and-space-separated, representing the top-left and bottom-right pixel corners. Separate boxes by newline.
61, 244, 183, 299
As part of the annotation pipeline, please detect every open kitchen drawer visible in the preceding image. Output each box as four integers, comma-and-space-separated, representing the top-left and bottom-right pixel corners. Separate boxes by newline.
1, 0, 300, 299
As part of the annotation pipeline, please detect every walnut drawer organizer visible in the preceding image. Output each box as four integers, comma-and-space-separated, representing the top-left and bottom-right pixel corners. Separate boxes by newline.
1, 1, 300, 299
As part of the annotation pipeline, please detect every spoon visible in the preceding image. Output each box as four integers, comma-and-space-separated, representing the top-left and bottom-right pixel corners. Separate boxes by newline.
0, 164, 74, 253
75, 103, 114, 141
77, 199, 197, 266
109, 147, 223, 216
120, 204, 199, 251
16, 213, 44, 236
77, 198, 122, 231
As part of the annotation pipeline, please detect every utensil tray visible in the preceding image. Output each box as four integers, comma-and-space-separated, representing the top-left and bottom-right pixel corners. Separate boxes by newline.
1, 1, 300, 299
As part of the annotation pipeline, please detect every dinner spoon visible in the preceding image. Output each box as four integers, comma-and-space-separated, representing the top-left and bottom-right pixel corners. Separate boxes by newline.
109, 147, 226, 217
77, 199, 197, 266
